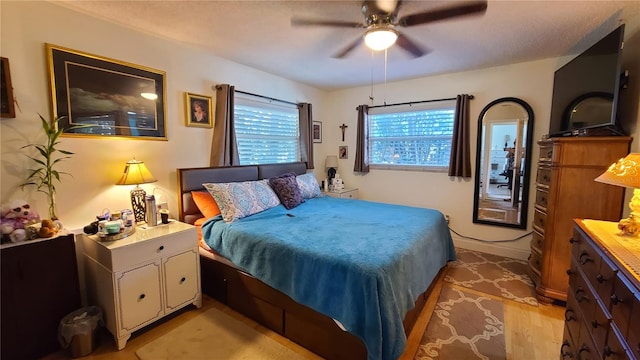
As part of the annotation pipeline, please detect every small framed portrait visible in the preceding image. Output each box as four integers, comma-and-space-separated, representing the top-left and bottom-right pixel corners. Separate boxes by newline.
339, 145, 348, 159
1, 57, 15, 118
185, 92, 213, 128
312, 121, 322, 143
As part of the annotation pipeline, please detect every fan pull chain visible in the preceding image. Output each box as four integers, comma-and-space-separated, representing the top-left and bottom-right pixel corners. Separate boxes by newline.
369, 49, 375, 104
383, 48, 388, 105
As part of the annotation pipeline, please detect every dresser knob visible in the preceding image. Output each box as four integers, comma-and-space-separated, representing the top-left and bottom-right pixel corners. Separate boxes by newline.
579, 251, 592, 265
591, 320, 600, 328
604, 345, 613, 357
611, 294, 623, 305
578, 345, 591, 357
564, 309, 576, 322
566, 269, 574, 276
575, 289, 589, 303
560, 341, 574, 358
569, 238, 578, 244
180, 277, 186, 283
159, 245, 165, 251
139, 294, 146, 300
596, 274, 604, 283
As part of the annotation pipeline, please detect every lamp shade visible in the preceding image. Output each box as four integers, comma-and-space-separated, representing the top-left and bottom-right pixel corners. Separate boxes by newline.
364, 27, 398, 51
325, 155, 339, 168
116, 159, 157, 186
595, 153, 640, 189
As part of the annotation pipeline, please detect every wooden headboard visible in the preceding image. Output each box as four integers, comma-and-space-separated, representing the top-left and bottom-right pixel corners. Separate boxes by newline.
176, 162, 308, 224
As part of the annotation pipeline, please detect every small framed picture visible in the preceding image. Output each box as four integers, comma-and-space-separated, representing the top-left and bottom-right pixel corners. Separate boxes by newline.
1, 57, 15, 118
339, 145, 348, 159
313, 121, 322, 143
185, 92, 213, 128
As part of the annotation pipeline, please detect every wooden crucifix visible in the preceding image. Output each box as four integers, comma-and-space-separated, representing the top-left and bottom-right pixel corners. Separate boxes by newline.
339, 123, 348, 142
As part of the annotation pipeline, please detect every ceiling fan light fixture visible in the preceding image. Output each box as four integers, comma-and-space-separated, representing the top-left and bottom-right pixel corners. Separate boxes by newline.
364, 27, 398, 51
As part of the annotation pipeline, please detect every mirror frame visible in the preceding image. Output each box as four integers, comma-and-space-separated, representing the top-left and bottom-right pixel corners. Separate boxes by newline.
472, 97, 535, 229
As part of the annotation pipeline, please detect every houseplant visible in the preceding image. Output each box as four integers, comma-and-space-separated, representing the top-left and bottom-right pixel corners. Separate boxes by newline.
20, 114, 75, 220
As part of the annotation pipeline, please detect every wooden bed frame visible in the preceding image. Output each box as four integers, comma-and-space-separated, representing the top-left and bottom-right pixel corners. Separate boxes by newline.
177, 162, 444, 359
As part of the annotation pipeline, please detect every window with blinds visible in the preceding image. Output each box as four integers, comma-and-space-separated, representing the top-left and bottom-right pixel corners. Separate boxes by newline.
368, 100, 455, 171
234, 95, 300, 165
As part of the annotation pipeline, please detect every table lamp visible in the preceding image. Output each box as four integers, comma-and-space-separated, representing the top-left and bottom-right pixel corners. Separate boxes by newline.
116, 158, 157, 223
595, 153, 640, 236
325, 155, 338, 181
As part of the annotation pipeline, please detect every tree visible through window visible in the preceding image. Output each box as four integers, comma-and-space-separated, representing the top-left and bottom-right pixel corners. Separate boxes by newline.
234, 95, 300, 165
368, 101, 455, 170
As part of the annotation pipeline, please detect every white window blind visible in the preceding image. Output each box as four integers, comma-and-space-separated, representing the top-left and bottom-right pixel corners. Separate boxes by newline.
368, 100, 455, 170
234, 95, 300, 165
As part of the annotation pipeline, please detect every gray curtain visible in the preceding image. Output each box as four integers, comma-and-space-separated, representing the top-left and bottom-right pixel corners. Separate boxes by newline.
354, 104, 369, 173
210, 84, 239, 167
448, 94, 472, 177
298, 103, 314, 169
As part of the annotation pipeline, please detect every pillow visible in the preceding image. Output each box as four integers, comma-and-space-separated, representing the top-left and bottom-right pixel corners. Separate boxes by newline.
269, 173, 304, 210
191, 191, 221, 218
296, 173, 322, 199
203, 180, 280, 223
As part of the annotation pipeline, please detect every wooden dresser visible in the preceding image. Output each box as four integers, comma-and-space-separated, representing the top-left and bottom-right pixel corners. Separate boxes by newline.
561, 219, 640, 359
529, 136, 630, 303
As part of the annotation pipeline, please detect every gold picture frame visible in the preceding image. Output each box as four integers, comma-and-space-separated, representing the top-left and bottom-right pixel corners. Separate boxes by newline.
184, 92, 213, 128
46, 43, 167, 140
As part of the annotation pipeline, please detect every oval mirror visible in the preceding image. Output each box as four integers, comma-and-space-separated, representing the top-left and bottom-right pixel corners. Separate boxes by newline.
473, 97, 534, 228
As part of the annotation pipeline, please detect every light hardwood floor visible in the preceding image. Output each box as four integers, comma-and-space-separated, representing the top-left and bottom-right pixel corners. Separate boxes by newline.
43, 268, 565, 360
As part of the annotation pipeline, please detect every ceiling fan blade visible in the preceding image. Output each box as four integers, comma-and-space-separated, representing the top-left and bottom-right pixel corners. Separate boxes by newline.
332, 37, 363, 58
291, 18, 364, 28
395, 32, 429, 58
397, 1, 487, 27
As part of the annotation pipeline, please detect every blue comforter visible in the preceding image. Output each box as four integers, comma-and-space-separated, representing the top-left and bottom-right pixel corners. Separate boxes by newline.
202, 197, 455, 360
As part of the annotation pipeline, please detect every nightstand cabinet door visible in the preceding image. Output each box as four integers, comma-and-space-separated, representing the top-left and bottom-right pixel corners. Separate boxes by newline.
164, 249, 200, 310
118, 261, 163, 331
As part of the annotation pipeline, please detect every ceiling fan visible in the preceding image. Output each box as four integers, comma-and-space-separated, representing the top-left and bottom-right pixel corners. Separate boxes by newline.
291, 0, 488, 58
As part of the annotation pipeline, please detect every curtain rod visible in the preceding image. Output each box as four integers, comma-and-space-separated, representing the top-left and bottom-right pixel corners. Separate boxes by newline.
359, 95, 474, 110
235, 90, 298, 106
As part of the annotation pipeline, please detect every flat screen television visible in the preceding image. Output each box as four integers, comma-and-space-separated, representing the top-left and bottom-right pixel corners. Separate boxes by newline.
548, 24, 625, 137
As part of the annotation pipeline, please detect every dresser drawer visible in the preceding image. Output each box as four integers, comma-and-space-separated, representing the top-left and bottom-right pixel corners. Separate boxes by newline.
565, 289, 583, 346
577, 320, 599, 360
536, 167, 552, 187
628, 297, 640, 359
528, 247, 543, 274
561, 325, 578, 359
573, 239, 602, 290
589, 298, 611, 356
604, 323, 635, 360
596, 256, 617, 310
534, 187, 549, 210
538, 143, 554, 162
532, 208, 547, 231
610, 274, 635, 337
531, 230, 544, 253
572, 267, 597, 320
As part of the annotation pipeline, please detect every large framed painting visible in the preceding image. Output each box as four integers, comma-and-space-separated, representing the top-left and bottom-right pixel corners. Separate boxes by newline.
46, 44, 167, 140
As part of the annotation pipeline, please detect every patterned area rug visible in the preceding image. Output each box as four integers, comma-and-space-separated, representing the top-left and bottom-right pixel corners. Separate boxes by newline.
415, 286, 505, 360
444, 248, 538, 306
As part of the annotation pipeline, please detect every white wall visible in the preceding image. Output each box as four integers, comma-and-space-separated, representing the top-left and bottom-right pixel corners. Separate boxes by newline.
0, 1, 328, 231
2, 1, 639, 261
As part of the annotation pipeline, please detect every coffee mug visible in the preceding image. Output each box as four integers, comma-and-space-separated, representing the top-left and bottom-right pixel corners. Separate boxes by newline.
159, 209, 170, 224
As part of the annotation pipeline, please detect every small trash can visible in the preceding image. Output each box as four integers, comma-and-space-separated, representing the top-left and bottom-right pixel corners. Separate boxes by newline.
58, 306, 103, 358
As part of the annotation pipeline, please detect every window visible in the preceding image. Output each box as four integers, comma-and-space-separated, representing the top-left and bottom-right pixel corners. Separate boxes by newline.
234, 95, 300, 165
368, 100, 455, 170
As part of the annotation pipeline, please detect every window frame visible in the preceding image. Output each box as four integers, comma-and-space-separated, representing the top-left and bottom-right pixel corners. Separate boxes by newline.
233, 93, 301, 165
367, 100, 456, 172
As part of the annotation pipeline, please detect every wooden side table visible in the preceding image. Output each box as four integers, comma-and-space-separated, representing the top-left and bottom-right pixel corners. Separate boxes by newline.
82, 221, 201, 350
1, 233, 81, 360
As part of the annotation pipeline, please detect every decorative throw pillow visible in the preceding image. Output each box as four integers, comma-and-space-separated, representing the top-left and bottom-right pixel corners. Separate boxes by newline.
203, 180, 280, 223
296, 173, 322, 199
191, 191, 221, 218
269, 173, 304, 210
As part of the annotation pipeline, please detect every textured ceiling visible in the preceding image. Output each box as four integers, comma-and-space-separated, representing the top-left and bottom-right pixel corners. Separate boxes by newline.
54, 0, 639, 90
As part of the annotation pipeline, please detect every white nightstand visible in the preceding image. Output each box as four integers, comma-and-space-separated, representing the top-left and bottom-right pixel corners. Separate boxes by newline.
81, 221, 201, 350
323, 188, 359, 199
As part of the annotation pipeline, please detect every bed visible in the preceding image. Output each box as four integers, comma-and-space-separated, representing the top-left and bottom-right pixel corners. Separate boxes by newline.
177, 162, 455, 360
